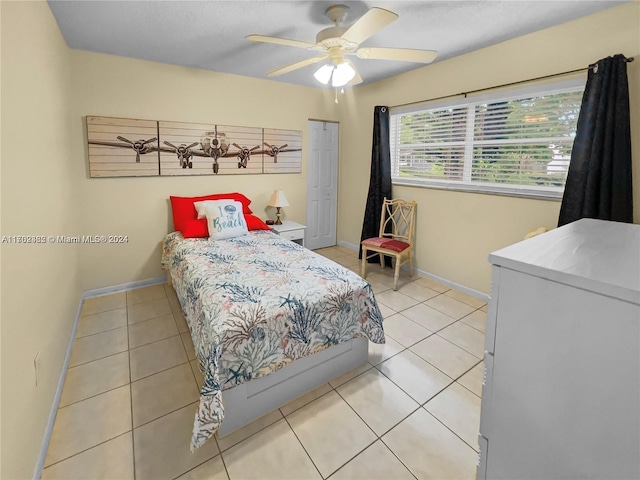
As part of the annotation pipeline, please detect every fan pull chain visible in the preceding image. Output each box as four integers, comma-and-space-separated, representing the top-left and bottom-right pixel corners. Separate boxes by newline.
335, 88, 338, 104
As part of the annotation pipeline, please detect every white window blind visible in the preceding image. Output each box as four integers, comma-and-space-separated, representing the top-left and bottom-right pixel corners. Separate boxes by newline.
390, 78, 585, 199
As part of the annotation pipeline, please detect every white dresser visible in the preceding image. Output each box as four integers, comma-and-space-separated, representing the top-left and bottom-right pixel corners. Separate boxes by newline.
478, 219, 640, 480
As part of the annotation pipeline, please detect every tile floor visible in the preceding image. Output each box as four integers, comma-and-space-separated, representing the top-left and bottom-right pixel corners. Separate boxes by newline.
42, 245, 486, 480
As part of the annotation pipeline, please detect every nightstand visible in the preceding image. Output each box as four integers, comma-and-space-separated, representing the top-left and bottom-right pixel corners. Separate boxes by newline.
271, 221, 306, 247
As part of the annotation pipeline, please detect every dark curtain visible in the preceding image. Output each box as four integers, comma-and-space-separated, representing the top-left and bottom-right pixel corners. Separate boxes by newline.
558, 54, 633, 227
359, 106, 392, 265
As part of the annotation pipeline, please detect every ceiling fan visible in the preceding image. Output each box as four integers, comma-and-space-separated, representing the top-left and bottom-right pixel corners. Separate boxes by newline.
246, 4, 438, 87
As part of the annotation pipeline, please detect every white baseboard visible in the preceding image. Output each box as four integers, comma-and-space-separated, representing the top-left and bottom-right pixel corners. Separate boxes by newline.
82, 275, 166, 300
33, 275, 167, 479
33, 298, 84, 480
410, 266, 489, 302
337, 240, 359, 252
336, 240, 489, 302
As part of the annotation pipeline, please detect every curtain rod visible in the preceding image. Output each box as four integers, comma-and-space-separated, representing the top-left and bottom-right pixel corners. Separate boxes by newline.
390, 56, 635, 110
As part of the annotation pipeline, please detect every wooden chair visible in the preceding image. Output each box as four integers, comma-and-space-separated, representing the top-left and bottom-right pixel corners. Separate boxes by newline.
361, 198, 417, 290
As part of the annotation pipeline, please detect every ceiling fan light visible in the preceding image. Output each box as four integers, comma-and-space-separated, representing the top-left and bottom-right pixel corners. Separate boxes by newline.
331, 62, 355, 87
314, 64, 334, 85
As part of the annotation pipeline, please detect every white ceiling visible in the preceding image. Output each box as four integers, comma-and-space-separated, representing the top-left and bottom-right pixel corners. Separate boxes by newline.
48, 0, 626, 88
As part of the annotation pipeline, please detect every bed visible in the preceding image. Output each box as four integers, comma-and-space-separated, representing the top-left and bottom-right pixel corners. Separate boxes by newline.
161, 229, 385, 450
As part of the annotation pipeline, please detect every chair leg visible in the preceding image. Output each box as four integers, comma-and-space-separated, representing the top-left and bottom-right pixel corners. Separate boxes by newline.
393, 254, 401, 290
379, 253, 385, 269
361, 247, 368, 279
408, 252, 413, 277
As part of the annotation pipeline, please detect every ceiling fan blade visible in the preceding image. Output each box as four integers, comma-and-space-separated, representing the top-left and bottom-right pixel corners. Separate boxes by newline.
341, 8, 398, 45
266, 55, 328, 77
357, 47, 438, 64
246, 34, 316, 50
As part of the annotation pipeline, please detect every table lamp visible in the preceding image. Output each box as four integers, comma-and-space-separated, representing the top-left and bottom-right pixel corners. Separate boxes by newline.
267, 190, 289, 225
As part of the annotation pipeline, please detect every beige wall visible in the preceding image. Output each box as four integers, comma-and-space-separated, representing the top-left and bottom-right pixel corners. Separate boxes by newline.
0, 1, 81, 478
70, 52, 342, 290
340, 2, 640, 294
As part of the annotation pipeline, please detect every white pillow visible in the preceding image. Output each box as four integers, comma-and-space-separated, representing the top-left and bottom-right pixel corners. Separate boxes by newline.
193, 200, 221, 219
204, 200, 248, 240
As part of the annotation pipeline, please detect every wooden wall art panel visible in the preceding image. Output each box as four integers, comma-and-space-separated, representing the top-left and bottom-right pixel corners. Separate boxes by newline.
87, 116, 159, 177
263, 128, 303, 174
159, 121, 263, 176
86, 116, 302, 178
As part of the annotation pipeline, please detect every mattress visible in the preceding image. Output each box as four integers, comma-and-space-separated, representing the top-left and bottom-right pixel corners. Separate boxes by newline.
161, 230, 385, 449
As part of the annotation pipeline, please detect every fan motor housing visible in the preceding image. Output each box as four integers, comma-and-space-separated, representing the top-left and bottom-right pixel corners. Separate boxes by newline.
316, 26, 358, 52
316, 26, 347, 44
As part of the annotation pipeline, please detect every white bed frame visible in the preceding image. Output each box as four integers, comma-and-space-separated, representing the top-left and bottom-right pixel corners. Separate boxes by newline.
219, 336, 368, 436
167, 273, 369, 437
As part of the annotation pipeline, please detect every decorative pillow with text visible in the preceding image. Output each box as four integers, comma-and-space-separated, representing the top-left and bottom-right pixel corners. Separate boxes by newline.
204, 200, 248, 240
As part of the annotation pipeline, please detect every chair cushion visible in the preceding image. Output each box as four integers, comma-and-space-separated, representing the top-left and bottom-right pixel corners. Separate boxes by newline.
362, 237, 410, 253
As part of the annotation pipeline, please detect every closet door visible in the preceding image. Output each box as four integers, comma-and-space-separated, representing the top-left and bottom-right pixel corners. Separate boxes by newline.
306, 120, 338, 250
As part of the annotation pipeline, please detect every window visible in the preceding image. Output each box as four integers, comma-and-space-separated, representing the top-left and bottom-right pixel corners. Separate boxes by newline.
390, 78, 585, 199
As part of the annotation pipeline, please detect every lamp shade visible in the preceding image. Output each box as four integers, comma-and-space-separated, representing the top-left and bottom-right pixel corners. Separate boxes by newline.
267, 190, 289, 208
332, 62, 355, 87
313, 61, 355, 87
314, 64, 334, 85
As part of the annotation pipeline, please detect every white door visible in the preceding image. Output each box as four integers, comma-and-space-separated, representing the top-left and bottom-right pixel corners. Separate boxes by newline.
306, 120, 338, 250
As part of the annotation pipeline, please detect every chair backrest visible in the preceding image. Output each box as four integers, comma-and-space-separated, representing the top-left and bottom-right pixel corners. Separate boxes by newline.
378, 197, 417, 244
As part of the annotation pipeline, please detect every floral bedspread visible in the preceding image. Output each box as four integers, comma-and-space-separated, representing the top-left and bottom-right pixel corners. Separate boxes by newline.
161, 230, 385, 449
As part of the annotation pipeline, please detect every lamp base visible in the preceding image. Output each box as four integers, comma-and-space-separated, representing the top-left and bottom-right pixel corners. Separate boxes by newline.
275, 207, 283, 225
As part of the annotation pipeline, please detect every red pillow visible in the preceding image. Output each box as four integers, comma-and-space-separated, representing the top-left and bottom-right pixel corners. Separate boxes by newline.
180, 214, 271, 238
180, 219, 208, 238
170, 193, 253, 231
244, 214, 271, 231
